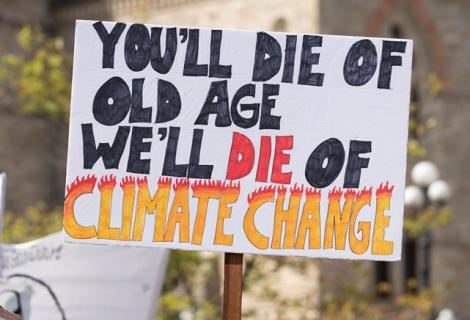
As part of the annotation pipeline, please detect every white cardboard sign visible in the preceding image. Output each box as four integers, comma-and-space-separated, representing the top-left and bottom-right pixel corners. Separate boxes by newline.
64, 20, 413, 261
0, 232, 168, 320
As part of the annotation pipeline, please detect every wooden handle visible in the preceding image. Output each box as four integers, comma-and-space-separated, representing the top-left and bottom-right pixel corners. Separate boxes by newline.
222, 253, 243, 320
0, 306, 21, 320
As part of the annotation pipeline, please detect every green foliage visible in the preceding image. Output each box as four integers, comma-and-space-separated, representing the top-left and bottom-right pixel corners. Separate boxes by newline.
157, 251, 220, 320
404, 207, 452, 238
0, 25, 71, 124
321, 282, 439, 320
1, 202, 63, 244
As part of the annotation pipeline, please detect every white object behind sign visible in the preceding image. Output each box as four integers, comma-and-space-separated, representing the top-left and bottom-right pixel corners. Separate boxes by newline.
0, 232, 168, 320
0, 172, 6, 239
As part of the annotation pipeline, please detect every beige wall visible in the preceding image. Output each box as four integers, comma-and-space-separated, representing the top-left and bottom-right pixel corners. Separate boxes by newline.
112, 0, 319, 33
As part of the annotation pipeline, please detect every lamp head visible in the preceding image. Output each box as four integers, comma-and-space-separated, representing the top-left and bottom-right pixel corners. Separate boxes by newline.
411, 161, 439, 187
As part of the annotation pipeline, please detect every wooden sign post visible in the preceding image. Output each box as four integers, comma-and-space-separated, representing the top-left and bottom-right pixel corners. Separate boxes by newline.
223, 253, 243, 320
0, 306, 21, 320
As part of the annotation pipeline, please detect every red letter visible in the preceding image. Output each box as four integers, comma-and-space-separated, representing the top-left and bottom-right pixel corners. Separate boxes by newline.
271, 136, 293, 184
256, 136, 271, 182
226, 132, 255, 180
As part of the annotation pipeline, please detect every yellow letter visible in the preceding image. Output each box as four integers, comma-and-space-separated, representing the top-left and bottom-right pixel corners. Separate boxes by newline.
133, 177, 171, 241
324, 188, 355, 250
372, 183, 394, 255
271, 186, 302, 249
97, 175, 120, 240
243, 186, 276, 250
120, 177, 136, 241
164, 179, 190, 243
191, 181, 221, 245
63, 175, 97, 239
214, 182, 240, 246
349, 188, 372, 255
295, 188, 321, 249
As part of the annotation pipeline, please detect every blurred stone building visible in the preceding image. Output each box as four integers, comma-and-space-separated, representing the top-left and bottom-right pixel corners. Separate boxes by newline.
0, 0, 469, 318
320, 1, 470, 319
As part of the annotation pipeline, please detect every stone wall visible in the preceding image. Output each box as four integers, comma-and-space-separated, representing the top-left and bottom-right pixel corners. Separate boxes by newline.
0, 0, 67, 214
320, 0, 470, 318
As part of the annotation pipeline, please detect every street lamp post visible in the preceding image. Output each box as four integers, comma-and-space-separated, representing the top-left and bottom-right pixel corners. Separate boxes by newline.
404, 161, 451, 290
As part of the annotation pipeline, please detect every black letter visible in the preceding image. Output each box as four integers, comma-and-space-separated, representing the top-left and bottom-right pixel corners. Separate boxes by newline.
209, 30, 232, 78
195, 80, 231, 127
127, 126, 152, 174
298, 35, 324, 86
155, 79, 182, 123
93, 77, 131, 126
82, 124, 130, 169
282, 35, 297, 83
129, 78, 151, 123
252, 32, 282, 81
260, 84, 281, 130
305, 138, 345, 188
188, 129, 213, 179
162, 127, 188, 177
125, 24, 151, 71
150, 27, 177, 74
231, 84, 259, 129
93, 21, 126, 68
378, 40, 407, 89
343, 140, 371, 188
183, 29, 208, 76
343, 39, 377, 86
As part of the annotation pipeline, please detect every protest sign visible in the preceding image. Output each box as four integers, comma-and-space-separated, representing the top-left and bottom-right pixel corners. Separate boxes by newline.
64, 20, 413, 261
0, 232, 168, 320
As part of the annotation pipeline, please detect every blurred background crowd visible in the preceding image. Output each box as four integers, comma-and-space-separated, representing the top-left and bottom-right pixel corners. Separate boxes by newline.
0, 0, 469, 319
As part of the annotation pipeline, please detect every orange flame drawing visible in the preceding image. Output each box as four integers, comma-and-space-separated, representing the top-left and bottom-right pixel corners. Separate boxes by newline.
137, 176, 148, 187
222, 180, 240, 190
221, 180, 240, 198
357, 187, 373, 200
290, 183, 304, 197
66, 175, 97, 196
191, 179, 223, 193
328, 186, 343, 200
376, 181, 394, 197
158, 176, 172, 188
247, 185, 277, 203
98, 174, 117, 191
173, 178, 189, 191
120, 176, 136, 189
305, 187, 321, 197
277, 185, 287, 195
344, 189, 357, 199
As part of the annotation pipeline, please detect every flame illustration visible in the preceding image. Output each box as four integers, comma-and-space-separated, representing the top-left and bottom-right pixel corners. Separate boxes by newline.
222, 181, 240, 195
344, 189, 357, 199
277, 185, 287, 195
220, 180, 240, 198
247, 185, 277, 203
191, 179, 223, 193
357, 186, 373, 200
158, 176, 172, 188
290, 183, 304, 197
376, 181, 394, 197
328, 186, 343, 200
305, 187, 321, 197
66, 175, 97, 196
222, 180, 240, 190
120, 176, 136, 189
98, 174, 117, 191
137, 176, 148, 187
173, 178, 189, 191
